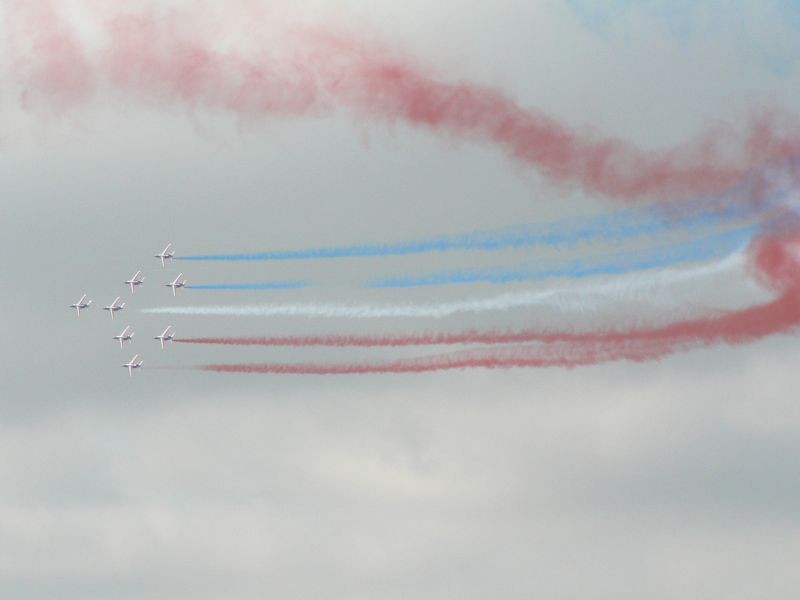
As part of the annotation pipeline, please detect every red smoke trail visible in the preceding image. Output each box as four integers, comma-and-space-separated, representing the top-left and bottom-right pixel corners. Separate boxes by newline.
9, 1, 800, 200
196, 289, 799, 373
198, 343, 660, 375
195, 288, 800, 374
197, 232, 800, 373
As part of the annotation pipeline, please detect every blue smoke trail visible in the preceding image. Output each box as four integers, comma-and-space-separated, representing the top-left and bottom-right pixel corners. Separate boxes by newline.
176, 194, 769, 262
186, 280, 312, 291
369, 225, 756, 288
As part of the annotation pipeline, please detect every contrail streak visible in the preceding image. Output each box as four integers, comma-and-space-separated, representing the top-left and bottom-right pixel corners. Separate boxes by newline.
175, 227, 754, 292
176, 187, 776, 262
195, 287, 800, 373
177, 232, 799, 349
196, 285, 800, 374
369, 225, 754, 287
196, 235, 800, 373
9, 2, 800, 200
196, 345, 655, 375
142, 251, 745, 319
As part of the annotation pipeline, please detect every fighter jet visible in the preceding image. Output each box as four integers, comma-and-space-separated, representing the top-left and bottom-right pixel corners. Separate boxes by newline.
122, 354, 143, 377
103, 297, 126, 319
154, 243, 174, 268
125, 270, 144, 294
154, 326, 175, 350
113, 326, 135, 349
166, 273, 187, 297
70, 294, 92, 317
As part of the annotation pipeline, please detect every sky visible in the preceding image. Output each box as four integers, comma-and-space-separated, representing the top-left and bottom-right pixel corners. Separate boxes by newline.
2, 1, 800, 598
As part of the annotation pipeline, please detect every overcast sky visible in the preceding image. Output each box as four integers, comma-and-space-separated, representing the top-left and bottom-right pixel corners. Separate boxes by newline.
2, 1, 800, 598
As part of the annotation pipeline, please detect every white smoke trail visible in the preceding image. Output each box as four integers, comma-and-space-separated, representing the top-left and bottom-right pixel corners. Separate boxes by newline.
141, 252, 746, 319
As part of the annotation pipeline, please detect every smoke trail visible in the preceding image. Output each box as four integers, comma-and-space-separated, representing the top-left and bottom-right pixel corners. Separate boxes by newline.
142, 251, 745, 319
370, 225, 754, 288
196, 287, 799, 374
176, 227, 754, 292
178, 232, 800, 350
186, 280, 311, 291
176, 186, 776, 262
176, 331, 561, 347
191, 335, 753, 374
9, 2, 800, 200
196, 242, 800, 374
196, 345, 650, 375
170, 286, 783, 347
139, 291, 605, 318
194, 297, 797, 374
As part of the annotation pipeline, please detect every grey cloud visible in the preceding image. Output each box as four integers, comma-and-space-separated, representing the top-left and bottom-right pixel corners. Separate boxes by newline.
2, 1, 800, 598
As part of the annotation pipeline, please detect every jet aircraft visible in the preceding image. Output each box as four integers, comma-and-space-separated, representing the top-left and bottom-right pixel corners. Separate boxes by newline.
125, 270, 145, 293
103, 297, 126, 319
154, 326, 175, 350
166, 273, 187, 297
122, 354, 143, 377
154, 243, 175, 268
113, 326, 135, 349
70, 294, 92, 317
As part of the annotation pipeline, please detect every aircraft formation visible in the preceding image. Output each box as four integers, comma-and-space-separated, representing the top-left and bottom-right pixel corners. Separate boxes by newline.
70, 243, 179, 376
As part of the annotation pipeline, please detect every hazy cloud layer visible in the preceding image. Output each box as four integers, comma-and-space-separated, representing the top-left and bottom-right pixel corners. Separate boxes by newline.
2, 1, 800, 598
565, 0, 800, 75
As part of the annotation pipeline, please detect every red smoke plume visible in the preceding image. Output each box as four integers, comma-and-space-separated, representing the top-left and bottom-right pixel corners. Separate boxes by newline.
9, 1, 800, 200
